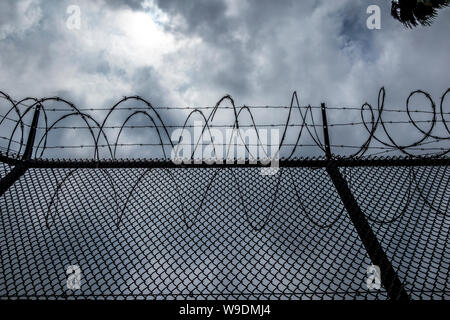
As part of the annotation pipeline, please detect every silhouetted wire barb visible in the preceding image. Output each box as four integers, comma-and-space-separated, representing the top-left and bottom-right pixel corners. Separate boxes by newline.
0, 86, 447, 230
0, 87, 449, 161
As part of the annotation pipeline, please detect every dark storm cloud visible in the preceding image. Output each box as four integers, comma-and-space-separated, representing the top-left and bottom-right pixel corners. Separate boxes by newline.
153, 0, 230, 39
105, 0, 144, 10
141, 0, 319, 98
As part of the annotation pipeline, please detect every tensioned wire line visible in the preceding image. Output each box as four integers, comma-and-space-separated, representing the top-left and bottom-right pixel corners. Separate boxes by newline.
1, 95, 448, 114
0, 111, 448, 129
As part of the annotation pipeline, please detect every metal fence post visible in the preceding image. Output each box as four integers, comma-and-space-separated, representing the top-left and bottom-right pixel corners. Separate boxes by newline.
0, 105, 41, 197
320, 103, 409, 300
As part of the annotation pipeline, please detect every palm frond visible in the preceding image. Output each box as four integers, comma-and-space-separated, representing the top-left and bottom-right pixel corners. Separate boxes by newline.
391, 0, 450, 28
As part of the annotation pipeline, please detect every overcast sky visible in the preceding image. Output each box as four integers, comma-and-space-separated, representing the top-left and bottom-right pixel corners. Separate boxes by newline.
0, 0, 449, 159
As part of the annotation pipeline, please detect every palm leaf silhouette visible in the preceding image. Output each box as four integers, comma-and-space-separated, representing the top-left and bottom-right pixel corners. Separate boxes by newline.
391, 0, 450, 28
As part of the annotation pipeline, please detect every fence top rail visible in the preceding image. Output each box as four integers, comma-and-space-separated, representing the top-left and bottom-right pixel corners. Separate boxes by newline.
1, 152, 448, 168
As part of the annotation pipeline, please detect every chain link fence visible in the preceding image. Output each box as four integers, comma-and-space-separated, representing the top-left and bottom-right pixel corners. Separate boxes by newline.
0, 88, 449, 300
0, 160, 448, 300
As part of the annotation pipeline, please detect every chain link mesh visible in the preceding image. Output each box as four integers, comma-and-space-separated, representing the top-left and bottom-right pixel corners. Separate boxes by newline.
0, 162, 448, 300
